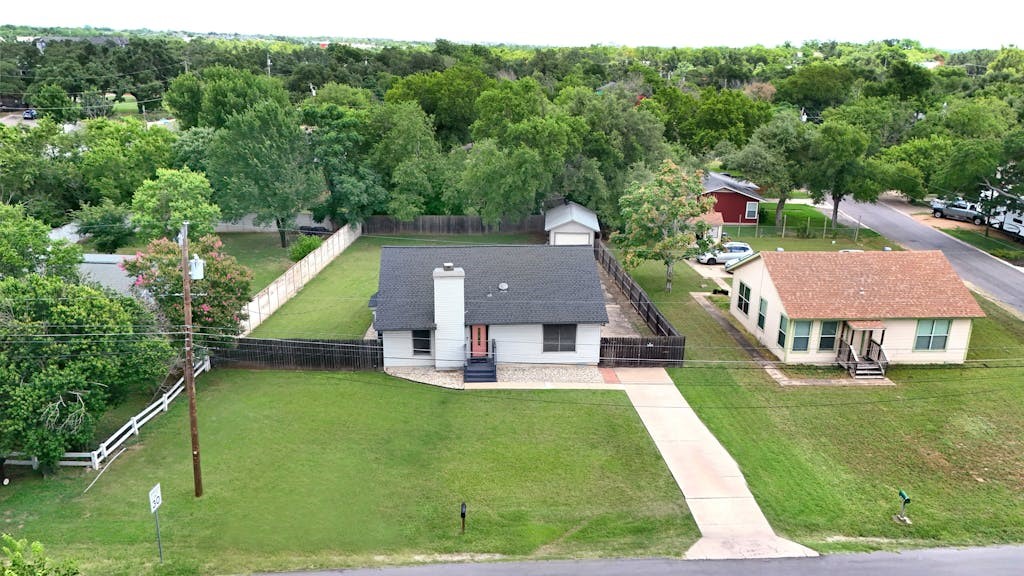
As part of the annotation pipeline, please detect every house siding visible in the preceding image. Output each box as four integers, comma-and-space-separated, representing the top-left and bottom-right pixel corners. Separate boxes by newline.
730, 257, 975, 365
489, 323, 602, 365
382, 330, 434, 367
709, 190, 759, 224
548, 221, 596, 245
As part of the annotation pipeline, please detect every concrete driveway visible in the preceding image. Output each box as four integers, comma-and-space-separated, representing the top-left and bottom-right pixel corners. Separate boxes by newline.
819, 196, 1024, 317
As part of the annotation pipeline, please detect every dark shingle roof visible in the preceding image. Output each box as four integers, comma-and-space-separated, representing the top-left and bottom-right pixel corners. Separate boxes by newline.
703, 171, 763, 201
372, 245, 609, 331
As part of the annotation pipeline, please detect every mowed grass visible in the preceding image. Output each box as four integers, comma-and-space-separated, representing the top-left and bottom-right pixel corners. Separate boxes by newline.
629, 257, 1024, 552
942, 227, 1024, 262
217, 232, 294, 295
1, 370, 697, 575
250, 233, 543, 338
723, 203, 893, 251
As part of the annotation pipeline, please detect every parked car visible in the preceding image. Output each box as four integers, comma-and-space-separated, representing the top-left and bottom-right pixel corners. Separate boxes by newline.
22, 108, 38, 120
931, 198, 985, 225
697, 241, 753, 265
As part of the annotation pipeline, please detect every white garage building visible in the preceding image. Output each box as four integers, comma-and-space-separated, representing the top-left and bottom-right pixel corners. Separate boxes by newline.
544, 201, 600, 246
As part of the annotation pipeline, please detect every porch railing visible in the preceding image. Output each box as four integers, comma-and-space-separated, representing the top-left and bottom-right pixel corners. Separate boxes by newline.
865, 339, 889, 375
465, 338, 496, 363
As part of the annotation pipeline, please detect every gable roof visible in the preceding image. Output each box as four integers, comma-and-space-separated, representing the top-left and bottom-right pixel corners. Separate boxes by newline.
732, 250, 985, 320
373, 245, 609, 331
544, 201, 600, 232
703, 171, 763, 201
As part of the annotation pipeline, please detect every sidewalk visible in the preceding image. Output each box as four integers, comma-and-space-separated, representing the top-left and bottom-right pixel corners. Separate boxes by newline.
619, 367, 817, 560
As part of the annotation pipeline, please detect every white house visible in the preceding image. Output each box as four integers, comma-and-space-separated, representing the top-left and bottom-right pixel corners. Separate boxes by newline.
727, 250, 985, 378
544, 201, 600, 245
370, 245, 609, 381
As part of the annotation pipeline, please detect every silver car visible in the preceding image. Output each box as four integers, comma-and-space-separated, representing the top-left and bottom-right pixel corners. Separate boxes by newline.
697, 241, 753, 265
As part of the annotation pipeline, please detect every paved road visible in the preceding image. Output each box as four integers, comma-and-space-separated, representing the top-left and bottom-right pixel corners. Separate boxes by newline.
822, 199, 1024, 316
264, 545, 1024, 576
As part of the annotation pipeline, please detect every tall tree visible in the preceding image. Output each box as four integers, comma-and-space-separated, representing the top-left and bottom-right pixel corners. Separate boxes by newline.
727, 110, 810, 225
0, 204, 82, 282
74, 118, 176, 205
613, 160, 716, 292
131, 167, 222, 242
207, 101, 325, 247
164, 66, 290, 130
26, 83, 80, 124
804, 121, 884, 226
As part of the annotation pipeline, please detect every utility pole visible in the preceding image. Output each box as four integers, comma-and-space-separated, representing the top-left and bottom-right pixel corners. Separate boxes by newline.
180, 221, 203, 498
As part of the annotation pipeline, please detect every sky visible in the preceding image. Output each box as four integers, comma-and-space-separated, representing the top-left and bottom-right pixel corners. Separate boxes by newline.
14, 0, 1022, 50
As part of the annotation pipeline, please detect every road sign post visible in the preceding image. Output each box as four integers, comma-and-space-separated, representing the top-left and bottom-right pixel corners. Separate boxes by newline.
149, 484, 164, 562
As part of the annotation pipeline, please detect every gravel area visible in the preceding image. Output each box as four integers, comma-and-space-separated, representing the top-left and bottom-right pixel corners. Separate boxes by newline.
386, 363, 605, 389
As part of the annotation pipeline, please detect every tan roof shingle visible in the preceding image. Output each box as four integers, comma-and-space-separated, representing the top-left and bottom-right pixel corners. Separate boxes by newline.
748, 250, 985, 320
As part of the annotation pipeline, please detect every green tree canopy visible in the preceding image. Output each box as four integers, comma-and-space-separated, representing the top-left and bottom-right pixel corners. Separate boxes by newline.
206, 100, 325, 247
131, 167, 222, 242
613, 160, 716, 292
0, 204, 82, 282
26, 83, 80, 124
164, 66, 290, 129
74, 118, 176, 205
0, 274, 172, 466
727, 110, 811, 225
804, 121, 885, 226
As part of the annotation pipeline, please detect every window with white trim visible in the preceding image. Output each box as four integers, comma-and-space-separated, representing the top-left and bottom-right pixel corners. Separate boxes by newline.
777, 314, 788, 348
757, 298, 767, 329
915, 319, 950, 351
737, 282, 751, 316
412, 330, 432, 355
543, 324, 577, 352
819, 320, 838, 350
792, 320, 812, 351
745, 201, 759, 220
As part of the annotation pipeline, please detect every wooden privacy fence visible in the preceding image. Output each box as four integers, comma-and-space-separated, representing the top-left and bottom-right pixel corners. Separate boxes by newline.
600, 336, 685, 367
241, 223, 362, 335
211, 338, 383, 371
5, 357, 211, 471
363, 214, 546, 235
593, 240, 681, 337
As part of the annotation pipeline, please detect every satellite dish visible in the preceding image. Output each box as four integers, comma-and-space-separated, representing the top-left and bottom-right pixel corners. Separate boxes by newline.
498, 282, 509, 291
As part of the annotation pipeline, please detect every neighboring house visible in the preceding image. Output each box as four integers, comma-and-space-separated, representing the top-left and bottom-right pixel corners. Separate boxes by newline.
703, 171, 763, 224
544, 201, 600, 245
370, 245, 608, 380
727, 250, 984, 378
695, 210, 725, 243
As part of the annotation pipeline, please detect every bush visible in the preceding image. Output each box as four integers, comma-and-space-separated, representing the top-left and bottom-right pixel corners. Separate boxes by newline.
76, 200, 135, 253
991, 248, 1024, 265
1, 534, 79, 576
289, 234, 323, 262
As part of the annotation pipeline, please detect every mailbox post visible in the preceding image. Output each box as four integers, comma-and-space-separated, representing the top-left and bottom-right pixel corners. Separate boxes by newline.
894, 489, 912, 525
460, 502, 467, 534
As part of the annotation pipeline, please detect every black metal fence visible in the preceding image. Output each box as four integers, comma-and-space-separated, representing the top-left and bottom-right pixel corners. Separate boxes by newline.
593, 240, 681, 337
363, 214, 546, 235
211, 338, 383, 371
600, 336, 685, 367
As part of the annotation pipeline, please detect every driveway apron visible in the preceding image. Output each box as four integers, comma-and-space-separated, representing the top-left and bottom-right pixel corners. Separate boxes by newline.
617, 367, 817, 560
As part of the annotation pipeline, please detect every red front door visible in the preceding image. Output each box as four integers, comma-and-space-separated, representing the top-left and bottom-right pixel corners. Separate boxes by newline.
471, 325, 488, 357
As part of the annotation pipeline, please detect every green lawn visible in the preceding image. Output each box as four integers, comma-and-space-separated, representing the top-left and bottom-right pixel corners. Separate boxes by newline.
251, 233, 543, 338
722, 203, 891, 251
942, 228, 1024, 265
629, 258, 1024, 552
1, 370, 697, 575
218, 232, 295, 295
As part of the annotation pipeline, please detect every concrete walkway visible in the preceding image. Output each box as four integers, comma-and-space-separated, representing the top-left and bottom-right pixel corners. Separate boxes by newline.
617, 367, 817, 559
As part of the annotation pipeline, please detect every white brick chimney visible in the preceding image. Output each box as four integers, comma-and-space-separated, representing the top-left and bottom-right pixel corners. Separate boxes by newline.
432, 263, 465, 370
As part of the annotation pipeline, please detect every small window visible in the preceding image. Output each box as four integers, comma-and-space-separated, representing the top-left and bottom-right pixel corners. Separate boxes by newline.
777, 314, 788, 348
792, 320, 812, 351
745, 201, 759, 220
412, 330, 431, 355
543, 324, 576, 352
915, 319, 950, 351
757, 298, 767, 329
737, 282, 751, 316
819, 320, 838, 350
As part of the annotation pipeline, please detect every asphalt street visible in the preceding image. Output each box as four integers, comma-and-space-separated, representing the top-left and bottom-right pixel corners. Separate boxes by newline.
262, 545, 1024, 576
822, 199, 1024, 316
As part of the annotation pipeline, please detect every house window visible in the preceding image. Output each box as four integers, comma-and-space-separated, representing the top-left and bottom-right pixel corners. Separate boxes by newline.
819, 321, 838, 350
757, 298, 767, 329
543, 324, 577, 352
412, 330, 431, 355
777, 314, 788, 348
745, 201, 759, 220
915, 319, 951, 351
737, 282, 751, 316
792, 320, 812, 351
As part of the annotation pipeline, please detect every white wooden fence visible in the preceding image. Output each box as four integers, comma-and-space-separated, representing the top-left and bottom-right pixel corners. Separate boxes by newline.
5, 357, 211, 471
241, 222, 362, 335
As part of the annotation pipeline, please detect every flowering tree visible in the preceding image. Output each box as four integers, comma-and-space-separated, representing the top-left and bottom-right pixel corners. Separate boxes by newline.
123, 235, 252, 345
